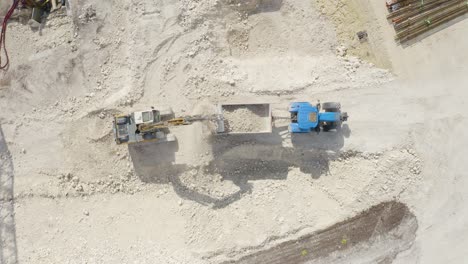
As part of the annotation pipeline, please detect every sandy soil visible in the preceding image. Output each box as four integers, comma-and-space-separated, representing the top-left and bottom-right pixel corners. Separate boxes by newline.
0, 0, 468, 263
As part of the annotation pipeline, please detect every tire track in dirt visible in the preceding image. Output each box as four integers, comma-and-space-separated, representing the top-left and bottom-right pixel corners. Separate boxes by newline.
223, 201, 417, 264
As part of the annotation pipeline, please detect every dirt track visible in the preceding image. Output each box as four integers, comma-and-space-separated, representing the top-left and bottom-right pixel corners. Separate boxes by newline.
226, 201, 417, 264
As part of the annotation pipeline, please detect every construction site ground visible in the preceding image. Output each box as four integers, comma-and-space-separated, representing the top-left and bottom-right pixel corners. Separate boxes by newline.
1, 0, 468, 263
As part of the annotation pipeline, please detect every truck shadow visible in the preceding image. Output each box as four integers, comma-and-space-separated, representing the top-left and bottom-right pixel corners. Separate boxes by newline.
129, 125, 350, 209
290, 124, 351, 151
0, 125, 19, 264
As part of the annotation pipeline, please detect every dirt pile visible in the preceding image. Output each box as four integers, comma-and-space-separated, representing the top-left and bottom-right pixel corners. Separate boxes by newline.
222, 104, 269, 133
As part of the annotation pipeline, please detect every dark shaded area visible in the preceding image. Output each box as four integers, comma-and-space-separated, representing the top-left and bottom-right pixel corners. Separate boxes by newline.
224, 0, 283, 14
0, 125, 19, 264
252, 0, 283, 14
130, 124, 350, 208
223, 201, 417, 264
291, 124, 351, 152
195, 127, 343, 208
128, 140, 180, 184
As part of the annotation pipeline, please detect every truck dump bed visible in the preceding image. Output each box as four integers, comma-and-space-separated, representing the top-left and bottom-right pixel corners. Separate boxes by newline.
217, 103, 272, 134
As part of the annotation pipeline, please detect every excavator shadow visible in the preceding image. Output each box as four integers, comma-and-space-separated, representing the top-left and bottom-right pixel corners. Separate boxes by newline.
128, 124, 351, 209
178, 125, 350, 208
128, 140, 182, 184
169, 129, 293, 209
207, 125, 347, 181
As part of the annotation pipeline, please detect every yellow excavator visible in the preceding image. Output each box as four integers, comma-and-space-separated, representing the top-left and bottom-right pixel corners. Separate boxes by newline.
112, 107, 222, 145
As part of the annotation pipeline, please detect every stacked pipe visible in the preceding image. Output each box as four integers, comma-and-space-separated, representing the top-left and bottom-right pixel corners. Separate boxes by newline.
386, 0, 468, 42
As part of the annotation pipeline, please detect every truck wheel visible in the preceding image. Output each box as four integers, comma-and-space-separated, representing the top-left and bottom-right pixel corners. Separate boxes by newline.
322, 102, 341, 112
323, 122, 337, 131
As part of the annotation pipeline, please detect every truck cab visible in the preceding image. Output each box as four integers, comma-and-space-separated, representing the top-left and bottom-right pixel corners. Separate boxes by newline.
289, 102, 346, 133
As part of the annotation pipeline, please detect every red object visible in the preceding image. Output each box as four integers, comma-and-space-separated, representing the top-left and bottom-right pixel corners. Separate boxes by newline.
1, 0, 20, 70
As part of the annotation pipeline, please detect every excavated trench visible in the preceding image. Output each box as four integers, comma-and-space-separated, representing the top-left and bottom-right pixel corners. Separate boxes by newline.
223, 201, 417, 264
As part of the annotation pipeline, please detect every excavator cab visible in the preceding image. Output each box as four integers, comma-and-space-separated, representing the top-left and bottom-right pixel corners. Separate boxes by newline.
132, 110, 161, 125
113, 108, 175, 145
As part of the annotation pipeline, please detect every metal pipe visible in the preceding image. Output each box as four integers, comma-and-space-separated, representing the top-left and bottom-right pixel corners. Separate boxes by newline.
395, 2, 468, 38
396, 6, 468, 40
389, 0, 452, 21
394, 0, 465, 30
387, 0, 452, 18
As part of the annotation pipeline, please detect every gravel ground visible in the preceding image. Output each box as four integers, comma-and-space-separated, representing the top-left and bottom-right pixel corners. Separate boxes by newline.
0, 0, 467, 263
